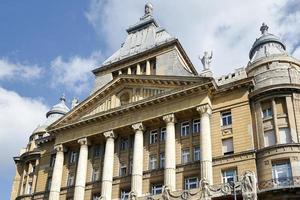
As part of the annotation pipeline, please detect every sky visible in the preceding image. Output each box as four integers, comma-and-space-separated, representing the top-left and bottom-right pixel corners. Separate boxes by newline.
1, 0, 300, 199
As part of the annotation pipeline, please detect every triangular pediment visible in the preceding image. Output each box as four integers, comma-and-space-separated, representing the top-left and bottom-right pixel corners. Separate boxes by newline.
49, 75, 212, 129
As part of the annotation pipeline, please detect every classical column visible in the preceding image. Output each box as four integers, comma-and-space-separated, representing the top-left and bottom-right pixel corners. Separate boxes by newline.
137, 63, 141, 75
197, 104, 213, 184
49, 144, 64, 200
146, 60, 151, 75
101, 131, 116, 200
163, 114, 176, 191
74, 138, 89, 200
127, 67, 132, 75
131, 122, 144, 196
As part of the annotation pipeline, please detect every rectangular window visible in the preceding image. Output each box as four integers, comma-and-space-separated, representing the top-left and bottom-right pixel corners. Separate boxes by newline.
261, 101, 273, 118
149, 155, 157, 170
222, 169, 237, 184
119, 162, 127, 176
93, 145, 101, 158
50, 154, 56, 167
193, 119, 201, 134
120, 137, 129, 151
272, 161, 292, 186
160, 152, 165, 168
150, 130, 158, 144
69, 151, 77, 164
279, 128, 291, 144
151, 184, 163, 195
92, 168, 100, 182
181, 121, 190, 136
184, 177, 199, 190
67, 174, 75, 187
222, 138, 234, 155
92, 194, 101, 200
264, 130, 276, 147
27, 182, 32, 194
182, 149, 190, 164
120, 189, 130, 200
221, 111, 232, 126
160, 127, 166, 141
193, 146, 200, 161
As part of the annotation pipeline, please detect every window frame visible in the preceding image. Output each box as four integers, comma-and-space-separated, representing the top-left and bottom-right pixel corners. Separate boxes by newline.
222, 137, 234, 155
150, 130, 158, 144
151, 183, 163, 195
193, 146, 200, 161
69, 151, 77, 164
159, 152, 165, 168
221, 111, 232, 127
184, 177, 199, 190
181, 121, 190, 137
120, 137, 129, 151
182, 149, 190, 164
193, 119, 201, 134
222, 168, 237, 184
160, 127, 166, 141
119, 162, 127, 177
149, 155, 157, 170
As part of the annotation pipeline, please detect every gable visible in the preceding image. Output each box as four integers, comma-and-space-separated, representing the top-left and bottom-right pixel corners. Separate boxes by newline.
49, 75, 211, 129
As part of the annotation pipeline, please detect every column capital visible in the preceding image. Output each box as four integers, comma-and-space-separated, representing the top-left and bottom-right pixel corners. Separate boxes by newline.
103, 130, 116, 139
196, 104, 212, 115
132, 122, 144, 132
78, 137, 90, 146
54, 144, 64, 152
163, 113, 176, 123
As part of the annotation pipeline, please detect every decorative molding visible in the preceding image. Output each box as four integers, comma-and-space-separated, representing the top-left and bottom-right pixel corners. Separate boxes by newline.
103, 130, 115, 139
163, 113, 176, 123
78, 137, 90, 146
196, 104, 212, 115
54, 144, 64, 152
132, 122, 144, 132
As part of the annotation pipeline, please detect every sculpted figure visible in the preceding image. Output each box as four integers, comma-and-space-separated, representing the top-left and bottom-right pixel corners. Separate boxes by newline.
162, 185, 170, 200
145, 3, 153, 15
200, 51, 213, 70
241, 171, 257, 200
129, 191, 137, 200
200, 178, 211, 200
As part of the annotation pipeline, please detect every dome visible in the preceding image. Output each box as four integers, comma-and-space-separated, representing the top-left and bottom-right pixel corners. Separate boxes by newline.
249, 23, 286, 62
46, 95, 70, 118
32, 95, 70, 136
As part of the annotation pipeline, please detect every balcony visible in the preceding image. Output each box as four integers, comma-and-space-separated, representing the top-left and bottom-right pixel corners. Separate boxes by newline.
259, 176, 300, 191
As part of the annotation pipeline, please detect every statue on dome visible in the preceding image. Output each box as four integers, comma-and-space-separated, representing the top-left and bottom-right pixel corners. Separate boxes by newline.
260, 22, 269, 35
200, 51, 213, 70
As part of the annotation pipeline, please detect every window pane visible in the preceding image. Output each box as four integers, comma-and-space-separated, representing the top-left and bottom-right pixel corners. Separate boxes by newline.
264, 130, 276, 147
279, 128, 291, 144
222, 138, 234, 155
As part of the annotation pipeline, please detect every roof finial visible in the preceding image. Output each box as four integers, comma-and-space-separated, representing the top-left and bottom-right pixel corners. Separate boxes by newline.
60, 93, 66, 102
144, 3, 153, 16
260, 22, 269, 35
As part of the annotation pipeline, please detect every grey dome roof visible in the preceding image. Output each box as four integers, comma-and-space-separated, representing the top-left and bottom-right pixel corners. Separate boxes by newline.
32, 95, 70, 135
249, 23, 286, 61
46, 95, 70, 118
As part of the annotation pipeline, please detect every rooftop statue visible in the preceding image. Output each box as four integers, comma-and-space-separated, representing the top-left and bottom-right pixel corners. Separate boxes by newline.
145, 3, 153, 16
200, 51, 213, 70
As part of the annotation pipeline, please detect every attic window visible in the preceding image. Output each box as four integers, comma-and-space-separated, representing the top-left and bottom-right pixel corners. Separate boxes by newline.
120, 92, 130, 105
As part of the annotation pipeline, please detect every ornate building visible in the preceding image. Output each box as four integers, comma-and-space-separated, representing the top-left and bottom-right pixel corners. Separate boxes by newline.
11, 3, 300, 200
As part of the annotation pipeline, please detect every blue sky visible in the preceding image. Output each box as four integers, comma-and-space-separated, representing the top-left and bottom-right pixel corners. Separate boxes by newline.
1, 0, 300, 199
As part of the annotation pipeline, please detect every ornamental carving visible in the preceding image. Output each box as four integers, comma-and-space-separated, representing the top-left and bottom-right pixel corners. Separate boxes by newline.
196, 104, 212, 115
241, 171, 257, 200
163, 113, 176, 123
103, 130, 115, 139
54, 144, 64, 152
132, 122, 144, 132
78, 137, 90, 146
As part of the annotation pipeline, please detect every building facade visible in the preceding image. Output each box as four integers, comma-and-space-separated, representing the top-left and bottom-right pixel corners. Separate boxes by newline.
11, 4, 300, 200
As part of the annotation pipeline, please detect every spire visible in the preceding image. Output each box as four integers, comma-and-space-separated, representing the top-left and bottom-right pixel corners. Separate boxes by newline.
260, 23, 269, 35
60, 93, 66, 102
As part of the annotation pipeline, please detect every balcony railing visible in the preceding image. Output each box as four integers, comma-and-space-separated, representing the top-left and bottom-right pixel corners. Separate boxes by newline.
258, 176, 300, 191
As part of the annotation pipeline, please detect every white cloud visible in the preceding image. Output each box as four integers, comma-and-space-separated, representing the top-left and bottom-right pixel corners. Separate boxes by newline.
0, 87, 48, 178
0, 58, 42, 81
50, 51, 103, 94
85, 0, 300, 76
